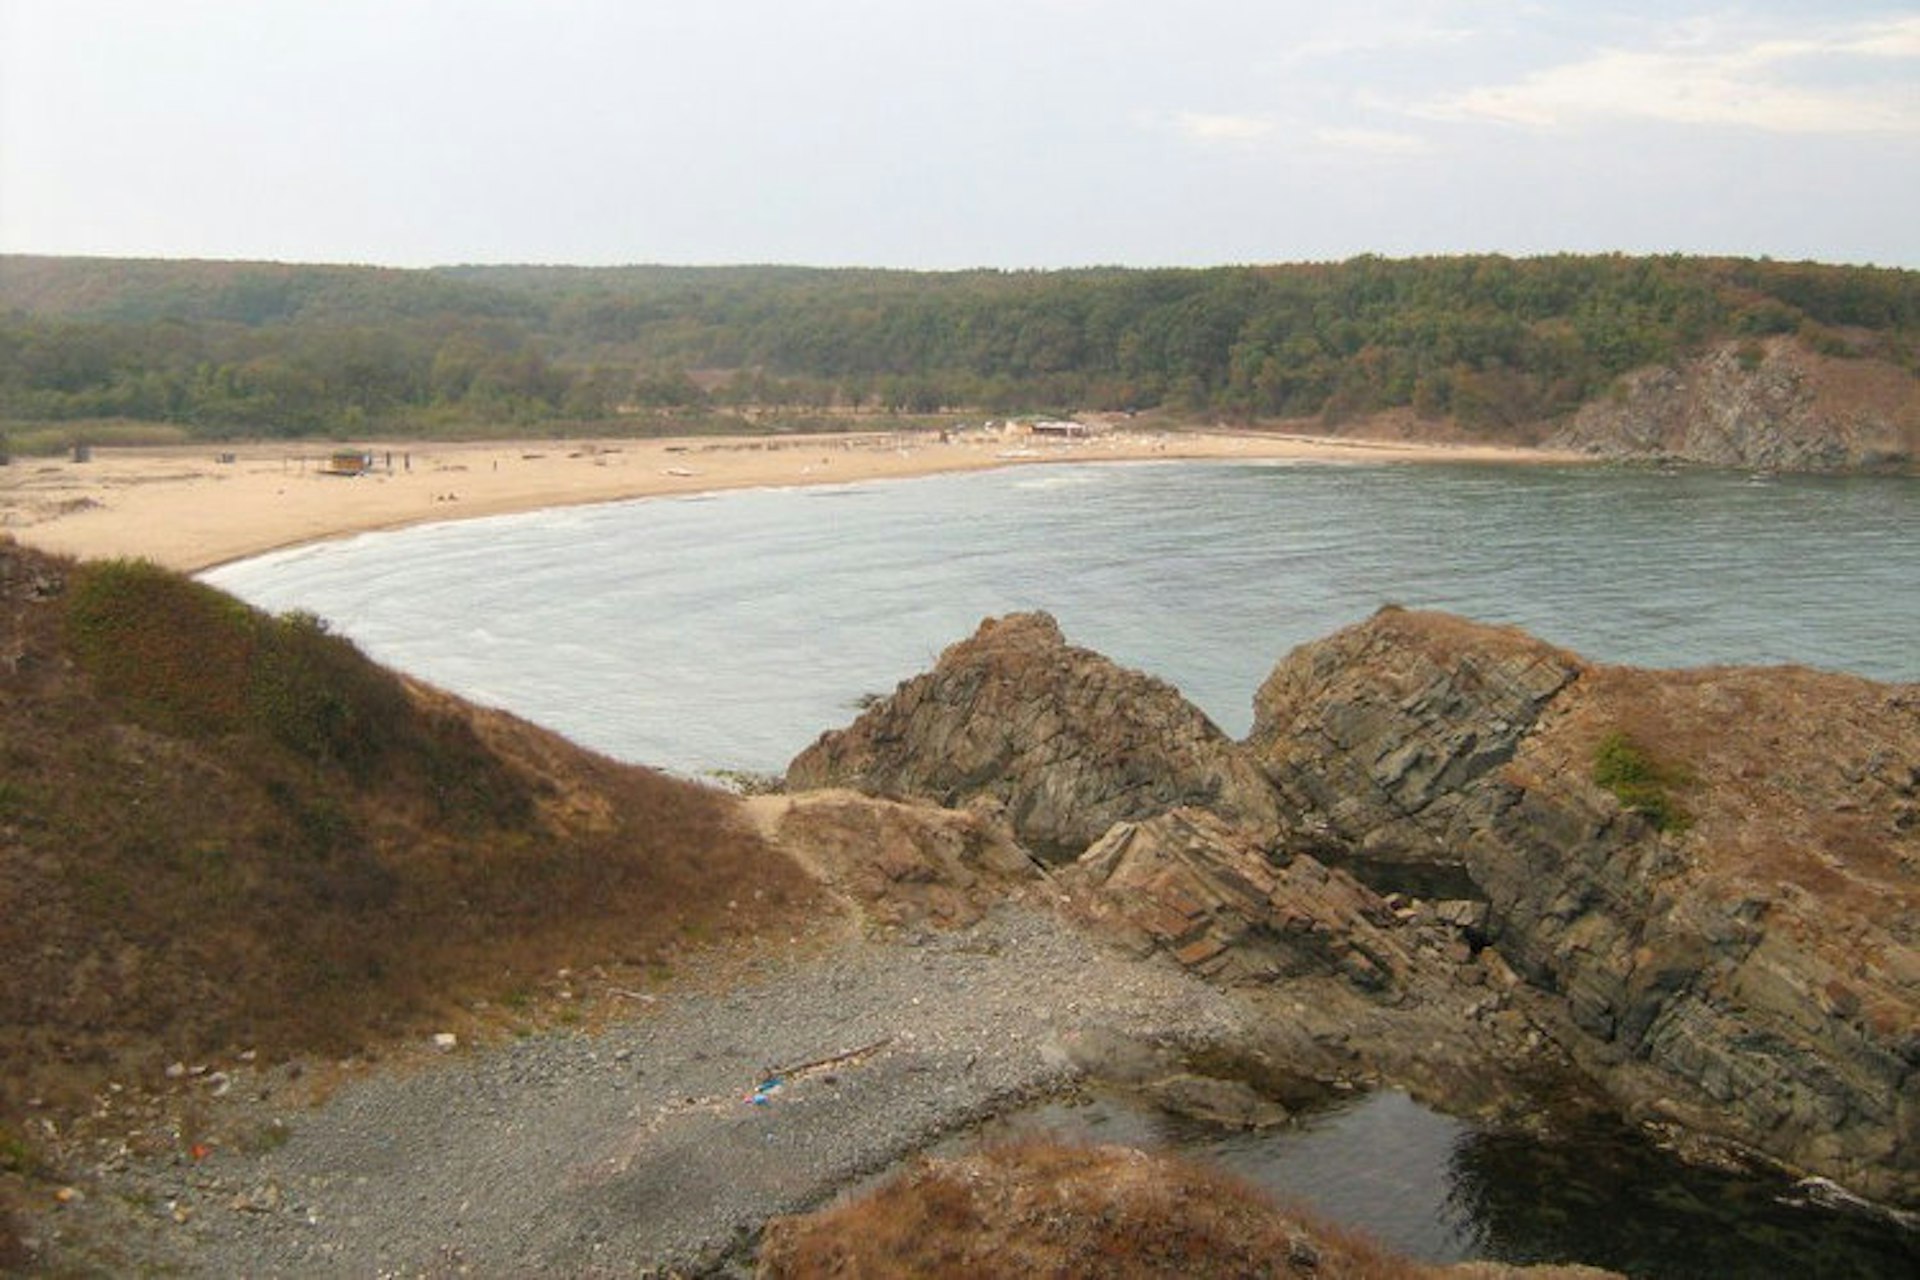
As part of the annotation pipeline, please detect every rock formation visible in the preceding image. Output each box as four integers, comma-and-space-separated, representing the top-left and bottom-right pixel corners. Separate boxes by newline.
1063, 807, 1412, 994
1549, 336, 1918, 472
1247, 607, 1919, 1207
788, 607, 1920, 1208
786, 612, 1284, 859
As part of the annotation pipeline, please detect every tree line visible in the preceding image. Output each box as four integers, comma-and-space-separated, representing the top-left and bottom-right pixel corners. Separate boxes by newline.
2, 253, 1914, 442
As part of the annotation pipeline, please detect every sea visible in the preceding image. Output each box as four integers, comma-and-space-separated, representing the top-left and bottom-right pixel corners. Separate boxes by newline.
203, 460, 1918, 778
203, 459, 1919, 1277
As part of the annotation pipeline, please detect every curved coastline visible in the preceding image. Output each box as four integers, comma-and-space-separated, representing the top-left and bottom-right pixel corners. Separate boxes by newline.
0, 427, 1588, 573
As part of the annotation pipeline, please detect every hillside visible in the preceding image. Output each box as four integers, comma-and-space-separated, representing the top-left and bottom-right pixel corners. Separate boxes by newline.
3, 254, 1915, 468
6, 591, 1915, 1273
0, 539, 821, 1249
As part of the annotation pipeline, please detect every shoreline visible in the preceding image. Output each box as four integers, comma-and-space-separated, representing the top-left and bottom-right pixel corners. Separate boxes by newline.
0, 425, 1588, 574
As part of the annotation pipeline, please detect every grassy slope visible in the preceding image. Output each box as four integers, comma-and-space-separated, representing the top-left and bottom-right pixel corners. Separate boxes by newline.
0, 539, 821, 1219
760, 1140, 1611, 1278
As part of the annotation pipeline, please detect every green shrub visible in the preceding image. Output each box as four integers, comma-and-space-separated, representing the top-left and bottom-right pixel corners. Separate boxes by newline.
1594, 731, 1692, 833
247, 609, 411, 776
64, 563, 421, 776
63, 559, 257, 736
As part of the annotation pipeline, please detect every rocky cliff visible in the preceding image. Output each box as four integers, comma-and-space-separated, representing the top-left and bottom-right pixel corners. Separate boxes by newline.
1549, 336, 1918, 472
787, 612, 1284, 860
789, 608, 1920, 1208
1249, 607, 1918, 1206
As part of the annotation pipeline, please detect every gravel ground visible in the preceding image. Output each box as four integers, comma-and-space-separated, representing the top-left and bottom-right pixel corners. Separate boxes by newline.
66, 905, 1247, 1276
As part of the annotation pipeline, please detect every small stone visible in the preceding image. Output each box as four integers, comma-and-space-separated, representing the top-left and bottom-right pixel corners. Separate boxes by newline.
165, 1062, 187, 1080
1286, 1230, 1321, 1270
432, 1032, 459, 1052
53, 1186, 82, 1205
231, 1182, 281, 1214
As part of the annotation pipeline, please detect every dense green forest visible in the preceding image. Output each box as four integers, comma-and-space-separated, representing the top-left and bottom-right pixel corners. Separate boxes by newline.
2, 254, 1915, 445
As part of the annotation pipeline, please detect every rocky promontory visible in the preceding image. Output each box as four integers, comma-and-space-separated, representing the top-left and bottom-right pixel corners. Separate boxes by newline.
1548, 335, 1919, 472
793, 608, 1920, 1208
788, 611, 1285, 859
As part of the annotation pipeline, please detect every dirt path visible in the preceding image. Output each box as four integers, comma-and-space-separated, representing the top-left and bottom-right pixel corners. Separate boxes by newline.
53, 906, 1246, 1276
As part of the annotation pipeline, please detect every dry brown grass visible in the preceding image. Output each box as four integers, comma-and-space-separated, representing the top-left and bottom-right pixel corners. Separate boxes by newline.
0, 542, 824, 1204
1532, 663, 1917, 927
759, 1139, 1441, 1279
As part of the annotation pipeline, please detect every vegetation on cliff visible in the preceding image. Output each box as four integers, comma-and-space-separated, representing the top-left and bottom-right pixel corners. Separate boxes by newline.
0, 539, 818, 1177
2, 253, 1914, 444
1592, 731, 1692, 833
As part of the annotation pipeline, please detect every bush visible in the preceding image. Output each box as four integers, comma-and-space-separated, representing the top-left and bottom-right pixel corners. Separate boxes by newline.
63, 559, 258, 736
1594, 731, 1692, 833
248, 609, 413, 777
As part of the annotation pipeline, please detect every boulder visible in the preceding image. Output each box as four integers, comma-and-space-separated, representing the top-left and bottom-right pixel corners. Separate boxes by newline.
787, 612, 1285, 859
755, 790, 1038, 930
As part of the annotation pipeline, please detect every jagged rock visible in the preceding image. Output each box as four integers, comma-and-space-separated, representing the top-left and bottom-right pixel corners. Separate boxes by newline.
1249, 605, 1582, 895
787, 612, 1285, 859
786, 603, 1917, 1204
754, 790, 1039, 930
1548, 336, 1918, 472
1246, 606, 1920, 1206
1062, 807, 1410, 994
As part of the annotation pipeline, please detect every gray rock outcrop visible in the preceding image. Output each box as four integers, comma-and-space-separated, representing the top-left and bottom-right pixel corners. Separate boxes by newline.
783, 605, 1919, 1206
786, 612, 1285, 859
1062, 807, 1411, 994
1247, 606, 1920, 1206
1549, 336, 1918, 472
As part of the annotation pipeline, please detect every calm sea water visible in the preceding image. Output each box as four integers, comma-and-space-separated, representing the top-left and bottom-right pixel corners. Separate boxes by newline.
202, 460, 1919, 1275
978, 1090, 1918, 1279
203, 460, 1918, 778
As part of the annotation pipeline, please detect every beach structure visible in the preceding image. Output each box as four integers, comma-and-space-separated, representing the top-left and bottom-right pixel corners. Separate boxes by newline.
321, 450, 376, 476
1028, 420, 1090, 439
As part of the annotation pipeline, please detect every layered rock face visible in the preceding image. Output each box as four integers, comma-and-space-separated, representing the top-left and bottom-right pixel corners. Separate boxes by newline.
1549, 336, 1918, 472
786, 607, 1918, 1205
787, 612, 1284, 859
1063, 807, 1413, 993
1249, 608, 1919, 1206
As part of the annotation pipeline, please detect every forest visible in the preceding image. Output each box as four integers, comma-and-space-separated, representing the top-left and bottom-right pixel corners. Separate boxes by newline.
1, 253, 1915, 446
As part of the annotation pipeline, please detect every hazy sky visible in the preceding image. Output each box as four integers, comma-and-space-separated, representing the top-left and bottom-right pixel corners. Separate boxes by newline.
2, 1, 1915, 269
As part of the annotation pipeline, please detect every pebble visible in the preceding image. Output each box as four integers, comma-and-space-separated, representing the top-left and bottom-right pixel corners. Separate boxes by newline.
74, 905, 1243, 1276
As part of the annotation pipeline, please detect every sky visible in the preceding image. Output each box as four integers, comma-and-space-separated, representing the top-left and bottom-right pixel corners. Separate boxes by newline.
1, 0, 1916, 270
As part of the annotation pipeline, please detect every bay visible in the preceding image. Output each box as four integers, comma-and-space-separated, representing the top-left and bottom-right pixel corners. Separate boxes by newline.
204, 461, 1919, 779
200, 458, 1919, 1275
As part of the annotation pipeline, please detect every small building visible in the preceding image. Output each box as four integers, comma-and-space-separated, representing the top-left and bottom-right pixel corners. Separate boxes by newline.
321, 450, 375, 476
1029, 419, 1090, 439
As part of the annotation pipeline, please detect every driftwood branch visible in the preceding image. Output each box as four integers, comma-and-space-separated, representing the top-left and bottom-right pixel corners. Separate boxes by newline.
771, 1036, 893, 1079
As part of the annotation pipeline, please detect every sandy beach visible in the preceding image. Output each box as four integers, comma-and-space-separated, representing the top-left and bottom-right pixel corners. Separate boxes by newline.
1, 424, 1581, 573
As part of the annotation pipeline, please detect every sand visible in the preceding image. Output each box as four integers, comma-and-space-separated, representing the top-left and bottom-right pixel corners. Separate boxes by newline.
0, 425, 1583, 573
